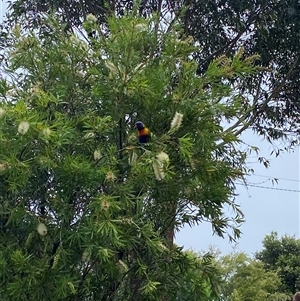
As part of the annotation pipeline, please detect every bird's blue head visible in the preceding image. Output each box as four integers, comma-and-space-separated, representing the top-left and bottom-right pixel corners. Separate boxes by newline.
135, 121, 145, 130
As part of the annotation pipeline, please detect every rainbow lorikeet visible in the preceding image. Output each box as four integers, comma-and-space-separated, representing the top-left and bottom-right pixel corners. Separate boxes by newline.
135, 121, 151, 143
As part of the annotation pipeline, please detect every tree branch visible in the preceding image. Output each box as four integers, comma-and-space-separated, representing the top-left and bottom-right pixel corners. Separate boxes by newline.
217, 55, 300, 149
220, 74, 264, 138
234, 55, 300, 137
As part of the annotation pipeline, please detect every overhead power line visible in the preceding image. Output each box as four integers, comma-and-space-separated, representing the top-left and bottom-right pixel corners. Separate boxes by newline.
236, 183, 300, 193
253, 174, 300, 183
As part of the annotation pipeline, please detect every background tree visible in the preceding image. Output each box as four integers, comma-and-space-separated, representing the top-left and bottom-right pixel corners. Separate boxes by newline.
5, 0, 300, 148
0, 11, 260, 301
207, 249, 290, 301
256, 232, 300, 296
221, 252, 289, 301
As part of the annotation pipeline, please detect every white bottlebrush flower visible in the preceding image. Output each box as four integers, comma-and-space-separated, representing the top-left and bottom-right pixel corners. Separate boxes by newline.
67, 282, 76, 294
0, 108, 5, 118
152, 159, 165, 181
153, 152, 169, 180
82, 250, 91, 262
93, 149, 101, 160
118, 259, 129, 272
86, 13, 97, 23
6, 89, 17, 97
37, 223, 47, 236
105, 170, 116, 182
133, 63, 145, 74
84, 132, 95, 140
18, 121, 30, 134
0, 163, 7, 172
170, 112, 183, 131
135, 23, 148, 33
28, 87, 34, 94
28, 83, 41, 95
156, 151, 169, 164
105, 60, 118, 75
52, 250, 60, 269
43, 127, 51, 138
76, 70, 86, 78
128, 151, 138, 165
101, 197, 110, 210
6, 89, 18, 97
157, 242, 169, 252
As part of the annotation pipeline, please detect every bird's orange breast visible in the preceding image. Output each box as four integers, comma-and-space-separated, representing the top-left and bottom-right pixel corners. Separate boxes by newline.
138, 128, 150, 137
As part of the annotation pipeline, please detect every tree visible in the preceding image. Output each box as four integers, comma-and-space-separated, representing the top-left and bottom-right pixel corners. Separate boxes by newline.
5, 0, 300, 148
177, 0, 300, 146
256, 232, 300, 296
213, 250, 289, 301
0, 11, 260, 300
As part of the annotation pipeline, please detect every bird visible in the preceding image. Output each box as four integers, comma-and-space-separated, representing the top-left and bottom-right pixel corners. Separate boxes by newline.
135, 121, 151, 143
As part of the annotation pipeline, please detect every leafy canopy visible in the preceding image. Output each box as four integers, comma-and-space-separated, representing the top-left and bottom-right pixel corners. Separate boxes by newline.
5, 0, 300, 147
256, 232, 300, 296
0, 12, 259, 301
209, 249, 290, 301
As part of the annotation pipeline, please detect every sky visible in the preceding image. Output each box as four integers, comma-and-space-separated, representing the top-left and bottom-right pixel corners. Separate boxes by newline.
1, 1, 299, 257
176, 130, 300, 256
0, 1, 6, 21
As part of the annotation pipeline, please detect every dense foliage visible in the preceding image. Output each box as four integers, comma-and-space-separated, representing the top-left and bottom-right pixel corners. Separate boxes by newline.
0, 11, 261, 300
209, 232, 300, 301
215, 251, 289, 301
1, 0, 298, 299
256, 232, 300, 296
5, 0, 300, 147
